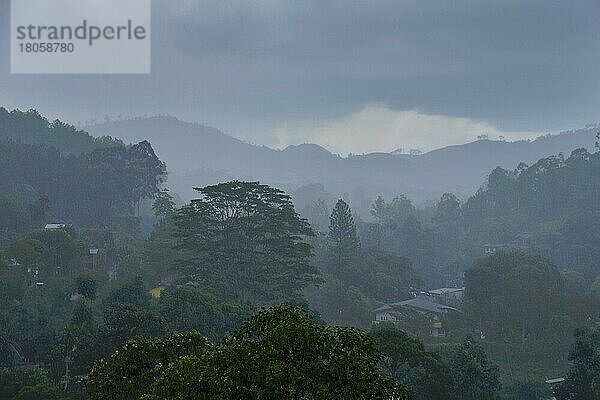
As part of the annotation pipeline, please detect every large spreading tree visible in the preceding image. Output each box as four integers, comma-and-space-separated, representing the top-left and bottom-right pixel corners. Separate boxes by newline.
174, 181, 319, 305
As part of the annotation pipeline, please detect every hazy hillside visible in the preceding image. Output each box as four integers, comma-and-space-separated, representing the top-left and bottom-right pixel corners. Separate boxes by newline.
0, 108, 123, 155
86, 117, 599, 210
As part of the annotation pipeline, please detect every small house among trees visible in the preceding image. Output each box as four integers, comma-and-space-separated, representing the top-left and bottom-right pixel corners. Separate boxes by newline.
374, 294, 460, 337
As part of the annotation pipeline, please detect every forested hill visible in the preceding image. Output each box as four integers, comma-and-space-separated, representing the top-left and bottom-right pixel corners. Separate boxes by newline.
459, 148, 600, 277
0, 110, 166, 245
351, 147, 600, 289
86, 116, 598, 206
0, 108, 122, 155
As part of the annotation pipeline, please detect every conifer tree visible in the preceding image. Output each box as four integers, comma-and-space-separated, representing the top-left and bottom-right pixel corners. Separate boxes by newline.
328, 199, 360, 271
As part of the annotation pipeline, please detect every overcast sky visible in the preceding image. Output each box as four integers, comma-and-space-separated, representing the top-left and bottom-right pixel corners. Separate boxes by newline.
0, 0, 599, 154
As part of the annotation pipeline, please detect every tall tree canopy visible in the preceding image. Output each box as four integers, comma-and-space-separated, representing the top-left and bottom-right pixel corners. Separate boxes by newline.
463, 251, 566, 345
328, 199, 360, 270
175, 181, 319, 305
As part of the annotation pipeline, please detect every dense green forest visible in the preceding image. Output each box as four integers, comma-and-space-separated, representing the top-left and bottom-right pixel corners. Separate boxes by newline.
1, 109, 600, 399
336, 147, 600, 288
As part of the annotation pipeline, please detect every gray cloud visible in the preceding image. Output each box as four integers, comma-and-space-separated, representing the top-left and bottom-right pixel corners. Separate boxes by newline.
0, 0, 598, 151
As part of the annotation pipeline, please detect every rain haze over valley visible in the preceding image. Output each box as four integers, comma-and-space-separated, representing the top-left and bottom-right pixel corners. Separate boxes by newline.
0, 1, 600, 399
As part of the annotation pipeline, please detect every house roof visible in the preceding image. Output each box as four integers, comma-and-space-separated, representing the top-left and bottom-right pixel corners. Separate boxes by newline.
8, 258, 22, 267
483, 243, 505, 248
45, 223, 66, 229
374, 297, 460, 314
428, 287, 464, 295
515, 232, 534, 239
149, 286, 167, 299
373, 304, 393, 312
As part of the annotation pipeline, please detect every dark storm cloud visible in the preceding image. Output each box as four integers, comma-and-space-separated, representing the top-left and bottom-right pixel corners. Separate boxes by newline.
158, 0, 599, 128
0, 0, 598, 148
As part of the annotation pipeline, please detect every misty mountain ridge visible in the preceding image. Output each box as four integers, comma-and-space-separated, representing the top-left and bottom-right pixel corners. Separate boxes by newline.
86, 117, 598, 213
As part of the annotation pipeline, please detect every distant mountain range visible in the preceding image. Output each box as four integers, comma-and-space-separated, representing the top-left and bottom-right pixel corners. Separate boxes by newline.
86, 117, 599, 214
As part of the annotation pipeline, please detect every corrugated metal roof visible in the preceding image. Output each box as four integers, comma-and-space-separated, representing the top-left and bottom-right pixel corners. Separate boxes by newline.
374, 297, 460, 314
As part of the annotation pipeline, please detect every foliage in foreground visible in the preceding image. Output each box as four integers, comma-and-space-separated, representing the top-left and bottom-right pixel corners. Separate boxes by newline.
88, 304, 411, 400
555, 327, 600, 400
0, 367, 67, 400
373, 324, 452, 400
